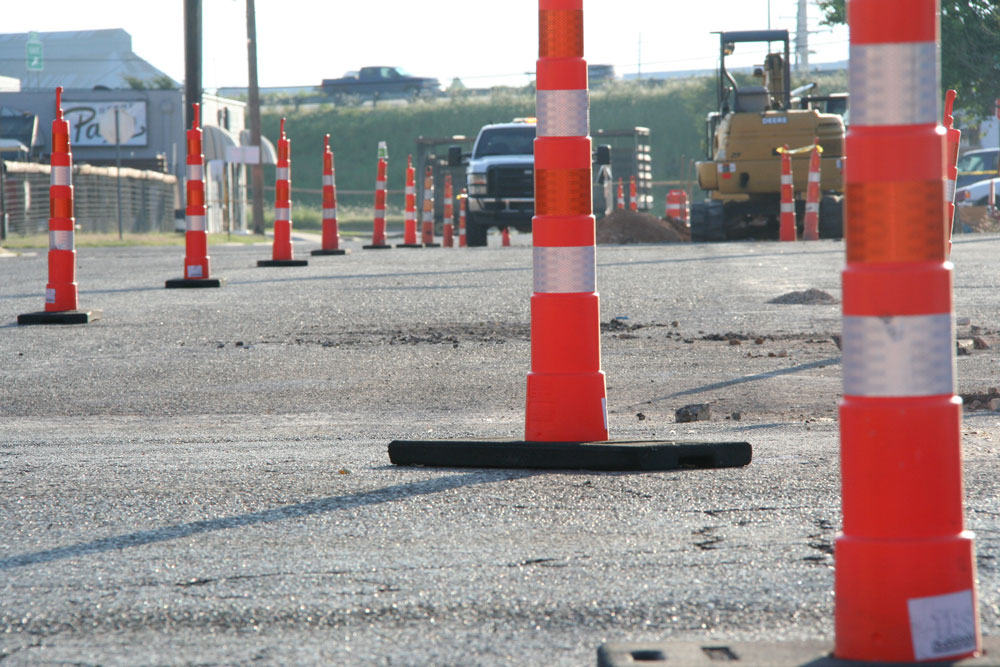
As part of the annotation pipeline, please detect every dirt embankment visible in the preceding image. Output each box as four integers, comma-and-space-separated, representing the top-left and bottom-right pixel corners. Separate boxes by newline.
596, 210, 691, 244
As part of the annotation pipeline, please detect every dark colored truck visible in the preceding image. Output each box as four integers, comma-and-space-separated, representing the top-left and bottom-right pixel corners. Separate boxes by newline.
320, 66, 441, 100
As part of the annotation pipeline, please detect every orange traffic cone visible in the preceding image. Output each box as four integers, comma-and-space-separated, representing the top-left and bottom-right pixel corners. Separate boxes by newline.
18, 87, 101, 324
442, 173, 454, 248
944, 89, 960, 257
396, 155, 422, 248
835, 0, 981, 660
778, 145, 796, 241
258, 118, 307, 266
167, 103, 224, 286
312, 134, 348, 256
501, 226, 510, 246
616, 177, 625, 210
363, 141, 392, 249
802, 140, 821, 241
458, 187, 468, 248
628, 175, 637, 211
420, 166, 440, 247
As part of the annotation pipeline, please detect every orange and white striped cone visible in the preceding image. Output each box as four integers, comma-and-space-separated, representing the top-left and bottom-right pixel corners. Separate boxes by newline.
167, 103, 224, 286
616, 177, 625, 210
363, 141, 392, 250
18, 87, 101, 324
835, 0, 981, 661
628, 175, 638, 211
525, 0, 608, 442
442, 173, 454, 248
665, 189, 684, 221
420, 166, 440, 247
802, 140, 822, 241
501, 226, 511, 246
258, 118, 307, 266
312, 134, 348, 256
458, 188, 468, 248
944, 89, 960, 257
779, 145, 796, 241
396, 155, 422, 248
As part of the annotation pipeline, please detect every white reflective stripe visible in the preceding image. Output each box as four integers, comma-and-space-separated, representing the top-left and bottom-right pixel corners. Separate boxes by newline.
424, 189, 433, 198
376, 179, 387, 188
187, 164, 203, 181
49, 229, 74, 250
406, 185, 415, 195
843, 314, 954, 397
850, 42, 939, 126
536, 89, 589, 137
945, 179, 956, 202
50, 166, 71, 186
808, 172, 821, 183
805, 202, 820, 213
186, 214, 205, 231
780, 203, 794, 213
274, 207, 290, 221
276, 167, 290, 181
781, 174, 793, 185
45, 287, 56, 304
322, 175, 335, 186
533, 246, 596, 293
322, 207, 337, 218
422, 211, 433, 222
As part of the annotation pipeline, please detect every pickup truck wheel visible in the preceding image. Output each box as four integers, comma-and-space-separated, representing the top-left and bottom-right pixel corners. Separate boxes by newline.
465, 217, 489, 247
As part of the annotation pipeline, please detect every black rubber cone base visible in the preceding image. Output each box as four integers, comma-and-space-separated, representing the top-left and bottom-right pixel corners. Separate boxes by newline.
165, 277, 225, 288
395, 243, 425, 248
17, 309, 102, 325
257, 259, 308, 266
310, 248, 349, 256
597, 638, 1000, 666
422, 242, 441, 248
362, 244, 392, 250
388, 439, 751, 471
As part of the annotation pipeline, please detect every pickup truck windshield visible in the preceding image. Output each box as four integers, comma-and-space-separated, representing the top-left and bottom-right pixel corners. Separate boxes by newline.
474, 127, 536, 158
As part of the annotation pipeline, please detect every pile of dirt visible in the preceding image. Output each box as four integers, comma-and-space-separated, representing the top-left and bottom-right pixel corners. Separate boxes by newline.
768, 288, 839, 305
596, 210, 690, 244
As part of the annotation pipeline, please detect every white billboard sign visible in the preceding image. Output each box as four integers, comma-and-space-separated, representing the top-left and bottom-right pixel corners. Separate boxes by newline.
64, 101, 148, 147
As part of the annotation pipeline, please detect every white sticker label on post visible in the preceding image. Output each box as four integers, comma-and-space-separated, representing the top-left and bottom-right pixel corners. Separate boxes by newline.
907, 589, 977, 661
45, 288, 55, 304
187, 265, 203, 279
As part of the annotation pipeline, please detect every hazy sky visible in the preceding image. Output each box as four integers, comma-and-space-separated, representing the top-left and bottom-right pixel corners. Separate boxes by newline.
3, 1, 849, 89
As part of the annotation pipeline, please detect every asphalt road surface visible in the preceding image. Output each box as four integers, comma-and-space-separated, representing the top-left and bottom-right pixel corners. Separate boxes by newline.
1, 231, 998, 665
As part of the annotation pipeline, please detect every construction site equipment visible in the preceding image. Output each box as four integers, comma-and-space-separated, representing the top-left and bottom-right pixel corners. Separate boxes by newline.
258, 118, 307, 266
665, 189, 689, 223
312, 134, 347, 256
166, 103, 224, 287
692, 30, 845, 241
835, 0, 980, 660
18, 87, 101, 324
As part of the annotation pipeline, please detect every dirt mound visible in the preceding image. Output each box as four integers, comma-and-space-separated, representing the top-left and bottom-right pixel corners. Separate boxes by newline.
768, 288, 839, 305
596, 210, 690, 244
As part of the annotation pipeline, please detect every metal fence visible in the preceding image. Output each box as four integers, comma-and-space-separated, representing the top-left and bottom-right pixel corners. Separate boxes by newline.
1, 161, 178, 237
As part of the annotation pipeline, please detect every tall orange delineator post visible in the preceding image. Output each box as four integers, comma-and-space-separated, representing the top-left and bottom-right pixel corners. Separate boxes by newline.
835, 0, 981, 661
19, 87, 102, 324
420, 166, 440, 247
363, 141, 392, 250
525, 0, 607, 442
944, 89, 960, 255
397, 155, 422, 248
442, 173, 454, 248
312, 134, 348, 256
167, 103, 224, 287
616, 177, 624, 210
778, 145, 796, 241
458, 188, 468, 248
501, 226, 511, 246
258, 118, 307, 266
387, 0, 750, 472
628, 175, 638, 211
802, 140, 822, 241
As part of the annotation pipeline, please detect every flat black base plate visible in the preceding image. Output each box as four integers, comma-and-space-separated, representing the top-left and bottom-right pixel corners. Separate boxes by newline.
310, 248, 349, 256
17, 309, 102, 325
165, 277, 225, 288
388, 438, 751, 471
395, 243, 425, 248
422, 242, 441, 248
361, 244, 392, 250
597, 638, 1000, 666
257, 259, 308, 266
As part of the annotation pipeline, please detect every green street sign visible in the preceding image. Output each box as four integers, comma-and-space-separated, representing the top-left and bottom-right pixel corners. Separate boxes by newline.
25, 34, 43, 72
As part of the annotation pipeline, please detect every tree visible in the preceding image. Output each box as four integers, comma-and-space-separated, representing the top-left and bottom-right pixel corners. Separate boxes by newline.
816, 0, 1000, 119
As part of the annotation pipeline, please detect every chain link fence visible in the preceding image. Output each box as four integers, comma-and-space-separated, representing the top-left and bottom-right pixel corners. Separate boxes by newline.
2, 161, 178, 237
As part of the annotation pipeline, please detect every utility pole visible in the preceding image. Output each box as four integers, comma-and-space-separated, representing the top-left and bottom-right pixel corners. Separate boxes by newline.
796, 0, 809, 75
246, 0, 265, 236
183, 0, 202, 131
